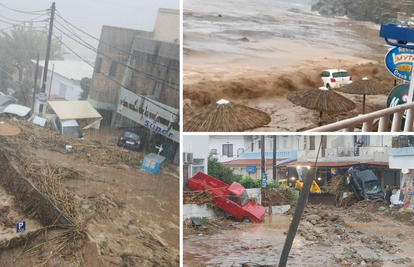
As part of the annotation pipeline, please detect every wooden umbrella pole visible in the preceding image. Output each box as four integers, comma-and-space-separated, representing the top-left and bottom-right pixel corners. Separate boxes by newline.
319, 111, 323, 126
362, 94, 366, 114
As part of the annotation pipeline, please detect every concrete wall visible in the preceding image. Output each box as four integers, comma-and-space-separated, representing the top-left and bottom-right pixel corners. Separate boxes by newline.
153, 8, 179, 43
183, 204, 217, 220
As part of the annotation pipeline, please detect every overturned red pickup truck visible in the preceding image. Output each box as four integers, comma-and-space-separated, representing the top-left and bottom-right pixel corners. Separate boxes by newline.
187, 172, 266, 223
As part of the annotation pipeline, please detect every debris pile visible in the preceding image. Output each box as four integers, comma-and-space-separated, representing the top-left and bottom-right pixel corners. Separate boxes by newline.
327, 174, 355, 206
265, 186, 297, 206
183, 190, 214, 205
2, 118, 141, 168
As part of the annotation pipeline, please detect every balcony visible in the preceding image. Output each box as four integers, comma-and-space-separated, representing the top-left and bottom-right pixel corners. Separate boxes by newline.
299, 147, 390, 163
391, 147, 414, 156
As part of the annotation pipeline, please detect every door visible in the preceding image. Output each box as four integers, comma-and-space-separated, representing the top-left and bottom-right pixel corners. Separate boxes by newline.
221, 193, 241, 218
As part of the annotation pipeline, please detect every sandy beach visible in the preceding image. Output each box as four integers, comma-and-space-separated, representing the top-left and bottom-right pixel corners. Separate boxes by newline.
183, 0, 397, 131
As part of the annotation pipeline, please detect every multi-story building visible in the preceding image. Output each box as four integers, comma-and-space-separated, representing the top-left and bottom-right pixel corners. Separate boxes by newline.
88, 8, 179, 164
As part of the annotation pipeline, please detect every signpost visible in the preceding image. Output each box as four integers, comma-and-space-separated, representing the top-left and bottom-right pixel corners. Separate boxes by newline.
16, 221, 26, 233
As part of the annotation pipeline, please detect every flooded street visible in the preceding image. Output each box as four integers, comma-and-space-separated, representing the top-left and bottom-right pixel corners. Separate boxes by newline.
183, 0, 392, 131
184, 210, 414, 267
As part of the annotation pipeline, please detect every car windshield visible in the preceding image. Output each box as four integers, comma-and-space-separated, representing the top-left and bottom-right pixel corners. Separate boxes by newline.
124, 131, 140, 141
364, 180, 382, 195
239, 190, 249, 207
63, 126, 82, 138
332, 72, 350, 78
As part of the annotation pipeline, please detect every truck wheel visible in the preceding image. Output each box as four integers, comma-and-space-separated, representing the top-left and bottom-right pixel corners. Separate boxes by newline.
326, 84, 331, 90
242, 217, 252, 223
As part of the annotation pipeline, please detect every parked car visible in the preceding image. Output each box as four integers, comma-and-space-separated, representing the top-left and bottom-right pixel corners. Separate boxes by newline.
50, 116, 84, 138
0, 95, 18, 107
320, 69, 352, 89
187, 172, 266, 223
117, 131, 143, 152
0, 104, 34, 120
347, 166, 385, 201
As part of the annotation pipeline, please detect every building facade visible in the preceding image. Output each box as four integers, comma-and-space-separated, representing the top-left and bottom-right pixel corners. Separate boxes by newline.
88, 8, 179, 164
183, 135, 209, 185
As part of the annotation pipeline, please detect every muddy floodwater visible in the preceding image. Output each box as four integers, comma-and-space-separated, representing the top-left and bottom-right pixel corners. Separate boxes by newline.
183, 214, 414, 267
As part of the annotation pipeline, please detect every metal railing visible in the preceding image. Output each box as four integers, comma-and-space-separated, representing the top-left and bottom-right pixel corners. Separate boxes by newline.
307, 101, 414, 132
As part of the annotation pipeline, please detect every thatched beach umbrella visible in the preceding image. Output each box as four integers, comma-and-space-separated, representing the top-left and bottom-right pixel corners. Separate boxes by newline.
184, 99, 271, 132
338, 77, 380, 114
287, 86, 356, 125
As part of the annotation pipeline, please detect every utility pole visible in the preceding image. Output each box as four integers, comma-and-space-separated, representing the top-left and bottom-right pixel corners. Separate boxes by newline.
40, 2, 55, 116
261, 135, 266, 207
279, 136, 324, 267
32, 53, 40, 111
273, 135, 276, 182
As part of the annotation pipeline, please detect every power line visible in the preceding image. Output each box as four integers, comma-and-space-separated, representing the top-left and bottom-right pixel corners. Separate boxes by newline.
0, 13, 48, 24
54, 23, 179, 91
54, 10, 179, 72
0, 3, 48, 15
52, 33, 179, 117
0, 13, 49, 31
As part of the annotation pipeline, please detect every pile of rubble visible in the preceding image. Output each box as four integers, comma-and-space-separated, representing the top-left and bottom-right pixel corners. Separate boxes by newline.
265, 186, 297, 206
296, 204, 413, 266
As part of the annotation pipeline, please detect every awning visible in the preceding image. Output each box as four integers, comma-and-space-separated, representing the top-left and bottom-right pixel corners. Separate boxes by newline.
278, 161, 388, 168
47, 101, 102, 120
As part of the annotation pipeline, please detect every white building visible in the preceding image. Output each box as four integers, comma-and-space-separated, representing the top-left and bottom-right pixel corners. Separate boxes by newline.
183, 135, 209, 185
33, 60, 93, 102
153, 8, 179, 43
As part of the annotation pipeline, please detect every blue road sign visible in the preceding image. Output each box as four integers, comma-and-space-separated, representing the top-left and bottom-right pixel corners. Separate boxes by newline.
16, 221, 26, 233
246, 166, 256, 173
261, 173, 267, 187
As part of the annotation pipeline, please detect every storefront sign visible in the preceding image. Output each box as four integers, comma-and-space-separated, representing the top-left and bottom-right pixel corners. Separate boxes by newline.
387, 83, 414, 130
144, 120, 174, 138
246, 166, 256, 173
385, 47, 414, 82
331, 168, 337, 175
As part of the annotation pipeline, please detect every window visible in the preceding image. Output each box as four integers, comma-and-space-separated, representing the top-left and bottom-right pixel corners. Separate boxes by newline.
309, 136, 315, 150
258, 141, 261, 149
354, 136, 370, 147
109, 61, 118, 77
228, 193, 239, 205
237, 148, 244, 156
192, 158, 205, 175
321, 71, 330, 77
95, 58, 102, 73
283, 138, 287, 148
210, 149, 218, 155
384, 171, 400, 187
223, 144, 233, 157
251, 143, 254, 152
332, 72, 350, 78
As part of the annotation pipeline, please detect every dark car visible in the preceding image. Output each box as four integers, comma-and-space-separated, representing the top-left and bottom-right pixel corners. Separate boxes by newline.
117, 131, 143, 152
347, 166, 385, 201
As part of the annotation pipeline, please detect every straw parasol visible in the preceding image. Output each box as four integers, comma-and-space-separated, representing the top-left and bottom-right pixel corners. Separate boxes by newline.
338, 77, 380, 114
287, 86, 356, 125
0, 121, 20, 136
183, 99, 271, 132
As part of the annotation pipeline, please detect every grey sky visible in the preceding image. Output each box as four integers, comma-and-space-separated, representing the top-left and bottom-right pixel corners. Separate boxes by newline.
0, 0, 179, 60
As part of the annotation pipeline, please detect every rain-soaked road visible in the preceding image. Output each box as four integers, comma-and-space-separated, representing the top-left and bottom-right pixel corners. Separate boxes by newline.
183, 214, 414, 267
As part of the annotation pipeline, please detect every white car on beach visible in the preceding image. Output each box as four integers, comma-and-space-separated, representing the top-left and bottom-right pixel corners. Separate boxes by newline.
320, 69, 352, 89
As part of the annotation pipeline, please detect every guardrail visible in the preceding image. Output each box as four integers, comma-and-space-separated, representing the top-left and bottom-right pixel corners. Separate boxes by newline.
307, 101, 414, 132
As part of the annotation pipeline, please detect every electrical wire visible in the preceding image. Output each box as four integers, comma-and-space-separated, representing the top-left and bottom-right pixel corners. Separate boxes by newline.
0, 13, 48, 24
54, 23, 179, 90
52, 33, 179, 117
0, 13, 49, 31
54, 10, 179, 72
0, 3, 48, 15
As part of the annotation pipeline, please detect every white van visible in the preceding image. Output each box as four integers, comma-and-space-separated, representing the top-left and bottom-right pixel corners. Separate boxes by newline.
0, 104, 34, 120
50, 116, 84, 138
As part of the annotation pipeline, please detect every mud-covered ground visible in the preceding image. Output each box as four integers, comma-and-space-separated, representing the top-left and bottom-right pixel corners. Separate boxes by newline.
0, 119, 179, 266
183, 0, 398, 131
183, 201, 414, 267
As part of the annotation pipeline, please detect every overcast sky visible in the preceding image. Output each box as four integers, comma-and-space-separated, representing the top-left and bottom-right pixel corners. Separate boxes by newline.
0, 0, 179, 61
